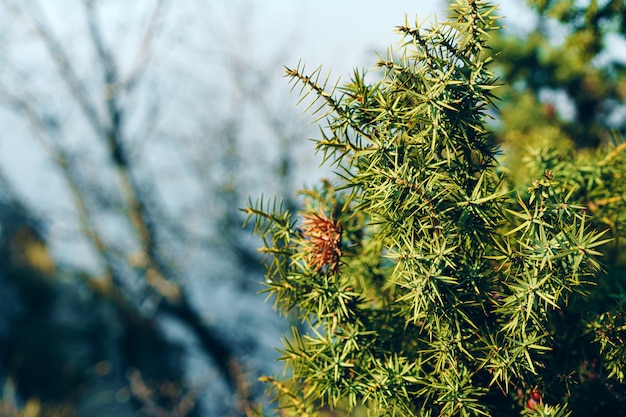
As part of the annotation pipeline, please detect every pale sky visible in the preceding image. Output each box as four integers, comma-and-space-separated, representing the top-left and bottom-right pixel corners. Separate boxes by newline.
247, 1, 530, 78
263, 1, 446, 75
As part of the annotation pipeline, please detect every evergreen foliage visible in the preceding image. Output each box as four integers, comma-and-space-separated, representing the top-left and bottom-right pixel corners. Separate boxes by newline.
493, 0, 626, 150
245, 1, 626, 416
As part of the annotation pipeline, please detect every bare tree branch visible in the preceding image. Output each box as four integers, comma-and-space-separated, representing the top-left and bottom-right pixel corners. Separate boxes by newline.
0, 84, 115, 283
124, 0, 168, 93
82, 0, 180, 302
1, 0, 106, 136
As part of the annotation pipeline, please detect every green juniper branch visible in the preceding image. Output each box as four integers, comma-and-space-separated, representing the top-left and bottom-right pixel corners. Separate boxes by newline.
246, 1, 626, 416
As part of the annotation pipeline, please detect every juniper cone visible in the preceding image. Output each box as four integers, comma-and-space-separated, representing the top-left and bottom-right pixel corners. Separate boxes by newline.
245, 1, 626, 416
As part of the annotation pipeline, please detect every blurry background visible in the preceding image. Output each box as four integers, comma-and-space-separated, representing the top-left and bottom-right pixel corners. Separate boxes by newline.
1, 0, 624, 416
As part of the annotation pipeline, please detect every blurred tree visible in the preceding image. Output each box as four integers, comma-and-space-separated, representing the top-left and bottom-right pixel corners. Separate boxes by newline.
492, 0, 626, 159
0, 0, 309, 416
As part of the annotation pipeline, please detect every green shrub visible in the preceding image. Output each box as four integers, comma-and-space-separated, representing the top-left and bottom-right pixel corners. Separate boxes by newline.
246, 1, 626, 415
